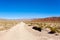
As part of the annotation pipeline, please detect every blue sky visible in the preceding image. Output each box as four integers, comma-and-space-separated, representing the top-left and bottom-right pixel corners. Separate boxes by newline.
0, 0, 60, 19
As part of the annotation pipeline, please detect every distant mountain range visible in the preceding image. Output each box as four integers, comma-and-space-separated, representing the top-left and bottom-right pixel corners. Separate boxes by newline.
31, 17, 60, 23
0, 17, 60, 23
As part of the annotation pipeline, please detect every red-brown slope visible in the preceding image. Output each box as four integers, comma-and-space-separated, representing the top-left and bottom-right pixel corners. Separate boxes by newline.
31, 17, 60, 23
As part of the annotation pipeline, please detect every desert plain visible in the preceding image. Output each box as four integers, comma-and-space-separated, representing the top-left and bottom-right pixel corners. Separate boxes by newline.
0, 17, 60, 40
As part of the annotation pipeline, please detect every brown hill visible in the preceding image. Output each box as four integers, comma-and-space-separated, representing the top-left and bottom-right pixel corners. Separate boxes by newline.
31, 17, 60, 23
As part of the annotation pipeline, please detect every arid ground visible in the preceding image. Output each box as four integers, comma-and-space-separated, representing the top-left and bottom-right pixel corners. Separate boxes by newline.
0, 17, 60, 40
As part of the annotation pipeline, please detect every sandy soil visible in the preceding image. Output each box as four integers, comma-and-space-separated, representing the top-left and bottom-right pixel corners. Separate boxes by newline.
0, 22, 60, 40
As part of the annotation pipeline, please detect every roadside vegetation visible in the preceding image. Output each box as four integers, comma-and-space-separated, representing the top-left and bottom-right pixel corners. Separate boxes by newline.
0, 21, 19, 31
27, 22, 60, 34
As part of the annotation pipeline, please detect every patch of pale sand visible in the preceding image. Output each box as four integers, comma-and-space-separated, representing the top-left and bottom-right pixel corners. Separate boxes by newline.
0, 22, 60, 40
0, 30, 8, 37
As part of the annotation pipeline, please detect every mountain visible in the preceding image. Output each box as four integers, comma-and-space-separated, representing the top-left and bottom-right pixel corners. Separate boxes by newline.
0, 17, 60, 24
31, 17, 60, 23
